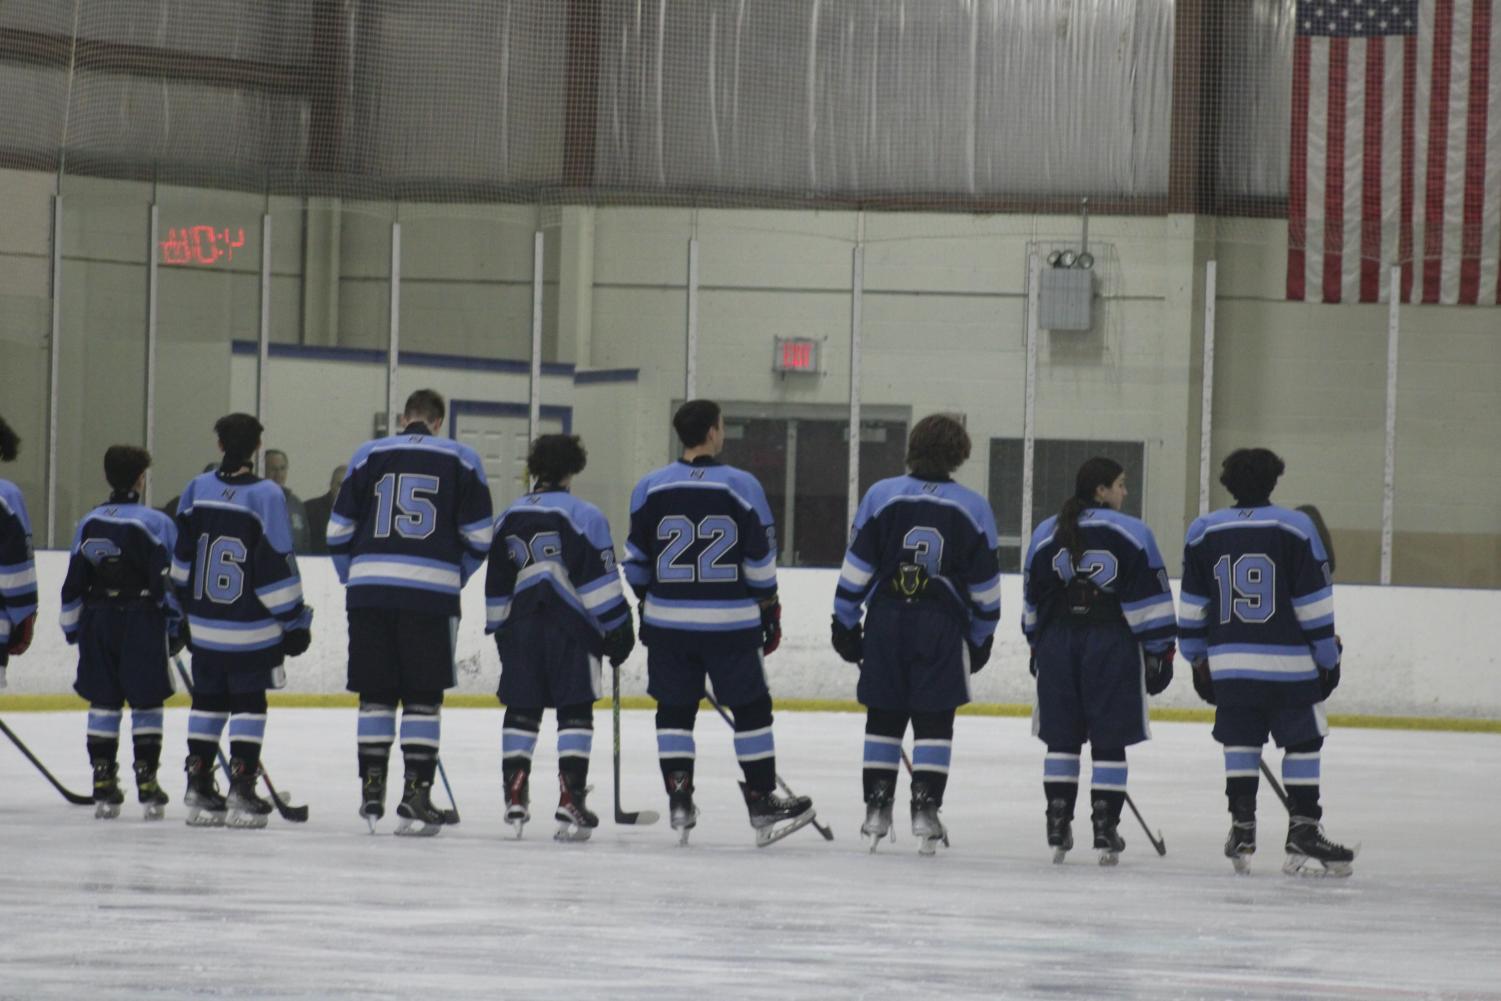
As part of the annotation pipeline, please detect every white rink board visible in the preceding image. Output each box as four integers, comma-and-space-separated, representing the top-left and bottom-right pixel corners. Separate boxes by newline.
9, 554, 1501, 718
0, 709, 1498, 1001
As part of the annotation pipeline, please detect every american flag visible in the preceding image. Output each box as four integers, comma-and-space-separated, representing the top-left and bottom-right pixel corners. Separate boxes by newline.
1287, 0, 1500, 304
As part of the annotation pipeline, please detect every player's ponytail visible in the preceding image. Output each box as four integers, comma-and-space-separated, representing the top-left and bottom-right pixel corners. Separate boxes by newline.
213, 412, 264, 474
0, 415, 18, 463
1055, 457, 1124, 565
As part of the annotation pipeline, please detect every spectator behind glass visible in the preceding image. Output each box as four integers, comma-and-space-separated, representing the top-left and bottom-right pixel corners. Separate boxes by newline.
302, 464, 347, 556
264, 449, 310, 553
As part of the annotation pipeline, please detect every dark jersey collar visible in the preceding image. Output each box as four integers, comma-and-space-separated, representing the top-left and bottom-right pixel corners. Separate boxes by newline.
402, 421, 433, 436
678, 456, 720, 468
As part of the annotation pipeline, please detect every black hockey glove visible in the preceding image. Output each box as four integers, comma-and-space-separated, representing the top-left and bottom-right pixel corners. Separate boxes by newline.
603, 619, 636, 668
967, 636, 994, 675
1319, 663, 1341, 699
830, 616, 863, 664
281, 627, 312, 658
168, 621, 190, 658
1144, 645, 1175, 696
1191, 659, 1216, 705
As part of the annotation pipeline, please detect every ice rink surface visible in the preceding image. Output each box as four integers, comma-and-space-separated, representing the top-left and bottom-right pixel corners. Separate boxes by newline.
1, 708, 1498, 1001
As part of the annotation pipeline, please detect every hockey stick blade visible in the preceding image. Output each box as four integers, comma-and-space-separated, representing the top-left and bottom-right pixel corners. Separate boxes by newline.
612, 662, 660, 826
1123, 792, 1166, 856
259, 767, 309, 823
0, 718, 94, 805
706, 694, 833, 842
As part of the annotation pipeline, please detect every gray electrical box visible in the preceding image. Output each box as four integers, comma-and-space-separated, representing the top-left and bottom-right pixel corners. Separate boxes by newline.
1039, 268, 1094, 331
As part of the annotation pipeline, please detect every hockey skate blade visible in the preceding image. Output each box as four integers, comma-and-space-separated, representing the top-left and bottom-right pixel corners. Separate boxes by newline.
1230, 854, 1252, 875
142, 803, 166, 822
756, 809, 819, 849
1282, 853, 1355, 878
554, 823, 594, 843
1051, 847, 1069, 864
1097, 850, 1121, 867
184, 808, 225, 828
94, 802, 121, 820
227, 811, 269, 830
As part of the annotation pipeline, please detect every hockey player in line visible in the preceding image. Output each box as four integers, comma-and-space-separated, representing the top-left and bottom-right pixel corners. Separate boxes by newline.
1181, 448, 1354, 877
1021, 458, 1176, 865
0, 416, 38, 692
830, 414, 1001, 856
328, 389, 493, 836
60, 446, 186, 819
486, 434, 635, 841
624, 400, 815, 847
171, 414, 314, 828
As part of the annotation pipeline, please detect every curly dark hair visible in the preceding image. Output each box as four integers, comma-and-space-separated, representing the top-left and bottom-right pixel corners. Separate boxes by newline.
0, 415, 18, 463
527, 434, 588, 486
1220, 447, 1285, 506
906, 414, 971, 478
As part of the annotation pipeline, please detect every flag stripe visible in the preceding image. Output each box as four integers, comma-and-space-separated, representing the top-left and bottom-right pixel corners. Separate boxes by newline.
1325, 37, 1349, 302
1421, 0, 1455, 303
1343, 38, 1367, 302
1485, 0, 1501, 304
1401, 32, 1419, 302
1441, 0, 1474, 302
1289, 35, 1312, 302
1382, 34, 1407, 302
1458, 0, 1492, 303
1361, 37, 1386, 301
1309, 40, 1331, 301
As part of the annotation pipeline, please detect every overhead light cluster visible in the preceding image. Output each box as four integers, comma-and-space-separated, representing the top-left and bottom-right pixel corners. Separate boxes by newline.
1047, 249, 1093, 270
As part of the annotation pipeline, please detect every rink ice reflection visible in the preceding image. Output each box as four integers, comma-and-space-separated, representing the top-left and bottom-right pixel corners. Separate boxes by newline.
1, 709, 1498, 1000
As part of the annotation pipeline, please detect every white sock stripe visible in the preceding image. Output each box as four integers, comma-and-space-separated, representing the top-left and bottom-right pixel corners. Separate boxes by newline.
911, 763, 950, 774
1091, 781, 1128, 792
656, 751, 697, 760
403, 706, 441, 717
89, 709, 123, 719
557, 750, 592, 759
557, 727, 594, 736
656, 728, 695, 738
912, 739, 953, 749
502, 728, 540, 738
1282, 777, 1321, 786
1045, 775, 1081, 784
231, 713, 268, 724
864, 761, 901, 771
357, 736, 395, 745
227, 735, 265, 745
1283, 752, 1321, 761
1224, 769, 1261, 777
734, 725, 773, 739
864, 734, 903, 746
1224, 745, 1262, 754
189, 711, 230, 720
1045, 752, 1081, 761
735, 750, 776, 761
401, 737, 442, 749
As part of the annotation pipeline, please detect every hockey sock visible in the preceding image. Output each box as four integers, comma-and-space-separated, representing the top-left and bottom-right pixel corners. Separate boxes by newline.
1090, 746, 1126, 818
502, 708, 541, 779
1223, 745, 1264, 809
557, 703, 593, 788
1044, 744, 1082, 815
1283, 737, 1324, 820
862, 708, 907, 800
357, 700, 398, 778
130, 705, 164, 771
187, 698, 230, 763
730, 696, 776, 793
911, 710, 955, 806
400, 704, 441, 783
655, 703, 698, 785
223, 693, 268, 773
86, 705, 123, 764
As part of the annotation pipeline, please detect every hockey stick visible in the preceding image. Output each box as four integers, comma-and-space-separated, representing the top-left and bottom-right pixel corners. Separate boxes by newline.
173, 658, 308, 822
0, 717, 94, 805
1122, 792, 1167, 855
705, 693, 833, 841
898, 746, 949, 847
612, 662, 659, 825
1259, 759, 1293, 814
435, 757, 461, 825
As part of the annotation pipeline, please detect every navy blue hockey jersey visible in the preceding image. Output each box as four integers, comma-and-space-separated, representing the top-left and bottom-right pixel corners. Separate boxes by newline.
0, 479, 38, 663
624, 458, 777, 652
1022, 506, 1175, 653
170, 471, 311, 671
1179, 505, 1337, 706
327, 425, 493, 616
485, 489, 630, 648
834, 475, 1002, 648
60, 499, 183, 642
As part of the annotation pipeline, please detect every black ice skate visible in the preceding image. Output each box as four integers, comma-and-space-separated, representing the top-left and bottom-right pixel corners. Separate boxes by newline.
1225, 796, 1257, 875
666, 771, 698, 846
862, 778, 895, 853
359, 764, 387, 834
910, 781, 948, 857
1046, 797, 1074, 864
92, 758, 124, 820
394, 773, 447, 837
503, 764, 530, 840
183, 754, 227, 827
1091, 799, 1126, 866
1283, 816, 1356, 877
554, 774, 599, 843
742, 781, 816, 848
226, 758, 273, 829
133, 760, 169, 821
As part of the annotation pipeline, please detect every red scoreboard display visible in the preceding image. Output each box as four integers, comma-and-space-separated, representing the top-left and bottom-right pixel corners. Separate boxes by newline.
159, 225, 247, 267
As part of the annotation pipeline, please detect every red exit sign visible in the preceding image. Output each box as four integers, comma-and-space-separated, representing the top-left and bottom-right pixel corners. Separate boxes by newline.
773, 337, 819, 374
160, 225, 247, 266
